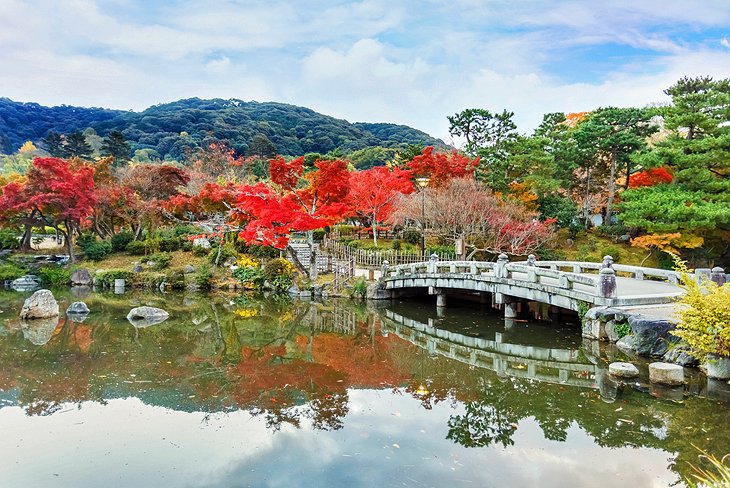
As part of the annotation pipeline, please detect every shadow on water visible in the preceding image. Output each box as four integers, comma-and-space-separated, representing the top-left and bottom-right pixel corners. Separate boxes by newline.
1, 288, 729, 485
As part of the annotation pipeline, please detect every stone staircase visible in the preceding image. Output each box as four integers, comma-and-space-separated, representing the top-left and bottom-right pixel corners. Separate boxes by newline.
287, 241, 331, 274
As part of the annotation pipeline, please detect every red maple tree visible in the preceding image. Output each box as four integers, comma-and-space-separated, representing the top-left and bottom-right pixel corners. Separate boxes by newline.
348, 166, 414, 246
628, 167, 673, 188
0, 157, 97, 261
406, 146, 480, 187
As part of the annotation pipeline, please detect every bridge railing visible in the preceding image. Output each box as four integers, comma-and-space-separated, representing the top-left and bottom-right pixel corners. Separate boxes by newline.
529, 260, 683, 285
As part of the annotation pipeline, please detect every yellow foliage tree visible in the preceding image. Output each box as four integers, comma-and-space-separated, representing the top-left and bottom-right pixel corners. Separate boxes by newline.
18, 141, 37, 154
631, 232, 704, 255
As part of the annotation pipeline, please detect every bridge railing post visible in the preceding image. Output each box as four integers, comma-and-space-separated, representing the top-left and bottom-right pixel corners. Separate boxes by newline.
427, 253, 439, 273
496, 253, 509, 278
598, 267, 617, 299
711, 266, 726, 285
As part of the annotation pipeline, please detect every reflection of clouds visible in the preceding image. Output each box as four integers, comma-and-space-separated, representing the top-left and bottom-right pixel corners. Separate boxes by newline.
0, 392, 678, 488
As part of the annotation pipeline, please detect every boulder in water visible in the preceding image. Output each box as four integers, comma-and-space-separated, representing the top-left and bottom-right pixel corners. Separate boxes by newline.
70, 268, 92, 286
127, 306, 170, 328
10, 275, 41, 292
20, 289, 59, 319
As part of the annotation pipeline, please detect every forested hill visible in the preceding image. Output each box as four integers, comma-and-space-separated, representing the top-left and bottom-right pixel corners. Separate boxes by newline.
0, 97, 445, 158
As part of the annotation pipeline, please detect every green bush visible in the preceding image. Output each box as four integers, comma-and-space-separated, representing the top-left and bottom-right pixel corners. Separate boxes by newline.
192, 245, 209, 257
312, 229, 326, 241
0, 229, 20, 250
172, 225, 197, 237
125, 240, 146, 255
391, 239, 401, 251
84, 241, 112, 261
164, 269, 186, 290
402, 229, 421, 245
428, 244, 455, 257
76, 232, 97, 251
209, 243, 238, 265
194, 263, 213, 289
146, 252, 172, 270
111, 231, 134, 252
351, 276, 368, 299
262, 258, 295, 292
158, 236, 182, 252
95, 269, 134, 287
248, 245, 279, 259
37, 266, 71, 286
0, 263, 26, 281
233, 266, 264, 286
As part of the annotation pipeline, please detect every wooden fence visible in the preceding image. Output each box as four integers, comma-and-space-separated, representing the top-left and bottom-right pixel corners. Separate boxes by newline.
324, 238, 456, 268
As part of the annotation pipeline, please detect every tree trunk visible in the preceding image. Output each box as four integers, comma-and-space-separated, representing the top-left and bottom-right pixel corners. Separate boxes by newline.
20, 225, 32, 250
583, 165, 592, 227
605, 150, 617, 226
372, 213, 378, 248
63, 220, 75, 264
307, 230, 318, 280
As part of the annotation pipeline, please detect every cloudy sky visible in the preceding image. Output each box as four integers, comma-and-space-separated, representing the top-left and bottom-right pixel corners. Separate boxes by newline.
2, 0, 730, 141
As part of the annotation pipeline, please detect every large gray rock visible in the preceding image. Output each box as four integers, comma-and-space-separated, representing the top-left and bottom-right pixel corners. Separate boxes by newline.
704, 354, 730, 380
19, 289, 59, 319
66, 301, 90, 315
10, 275, 41, 292
649, 362, 684, 386
132, 264, 143, 273
183, 265, 196, 274
663, 343, 699, 367
625, 314, 675, 357
126, 306, 169, 328
70, 268, 91, 286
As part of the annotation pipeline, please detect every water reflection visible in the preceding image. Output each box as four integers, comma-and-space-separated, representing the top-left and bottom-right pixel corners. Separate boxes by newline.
0, 289, 728, 487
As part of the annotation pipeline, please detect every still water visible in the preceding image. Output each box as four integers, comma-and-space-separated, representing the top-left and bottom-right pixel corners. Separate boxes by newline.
0, 289, 728, 488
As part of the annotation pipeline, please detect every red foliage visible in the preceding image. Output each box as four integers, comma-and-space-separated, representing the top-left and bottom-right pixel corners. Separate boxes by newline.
233, 158, 352, 248
348, 166, 414, 233
269, 155, 303, 190
406, 146, 479, 187
23, 157, 97, 223
628, 167, 673, 188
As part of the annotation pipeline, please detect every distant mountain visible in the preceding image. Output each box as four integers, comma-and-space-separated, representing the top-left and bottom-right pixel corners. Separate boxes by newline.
0, 97, 446, 159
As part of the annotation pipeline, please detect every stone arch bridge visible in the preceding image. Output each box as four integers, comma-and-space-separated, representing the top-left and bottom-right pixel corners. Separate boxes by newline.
379, 255, 726, 319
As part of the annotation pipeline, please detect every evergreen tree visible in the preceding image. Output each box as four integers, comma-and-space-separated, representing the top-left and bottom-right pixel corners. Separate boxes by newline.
101, 130, 131, 163
64, 130, 93, 159
42, 131, 66, 157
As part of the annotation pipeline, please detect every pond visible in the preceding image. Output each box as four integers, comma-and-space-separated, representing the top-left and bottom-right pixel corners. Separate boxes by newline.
0, 289, 728, 488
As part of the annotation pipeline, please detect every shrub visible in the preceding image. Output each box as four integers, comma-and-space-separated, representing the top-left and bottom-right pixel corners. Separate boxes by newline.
402, 229, 421, 245
262, 258, 295, 292
312, 229, 326, 241
111, 231, 134, 252
37, 266, 71, 286
76, 232, 97, 251
672, 258, 730, 360
391, 239, 401, 251
351, 276, 368, 299
247, 245, 279, 259
164, 269, 186, 290
125, 240, 146, 255
209, 243, 238, 265
95, 269, 134, 287
0, 228, 20, 250
172, 225, 197, 237
146, 252, 172, 270
192, 245, 209, 257
0, 263, 26, 281
194, 263, 213, 289
84, 241, 112, 261
158, 236, 182, 252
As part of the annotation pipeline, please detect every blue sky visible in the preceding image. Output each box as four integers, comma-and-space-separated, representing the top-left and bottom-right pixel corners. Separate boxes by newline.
2, 0, 730, 142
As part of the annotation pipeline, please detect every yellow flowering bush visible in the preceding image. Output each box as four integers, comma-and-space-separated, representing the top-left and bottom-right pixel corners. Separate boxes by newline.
236, 255, 260, 269
672, 258, 730, 360
234, 308, 258, 318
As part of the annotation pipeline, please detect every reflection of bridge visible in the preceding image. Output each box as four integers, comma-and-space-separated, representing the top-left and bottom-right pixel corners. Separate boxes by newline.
380, 256, 697, 316
381, 309, 599, 389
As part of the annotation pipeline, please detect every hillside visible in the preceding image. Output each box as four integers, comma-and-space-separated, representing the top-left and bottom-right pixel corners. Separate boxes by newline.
0, 97, 445, 159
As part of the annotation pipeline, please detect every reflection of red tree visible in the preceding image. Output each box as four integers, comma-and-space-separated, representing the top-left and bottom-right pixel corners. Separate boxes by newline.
294, 332, 412, 387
